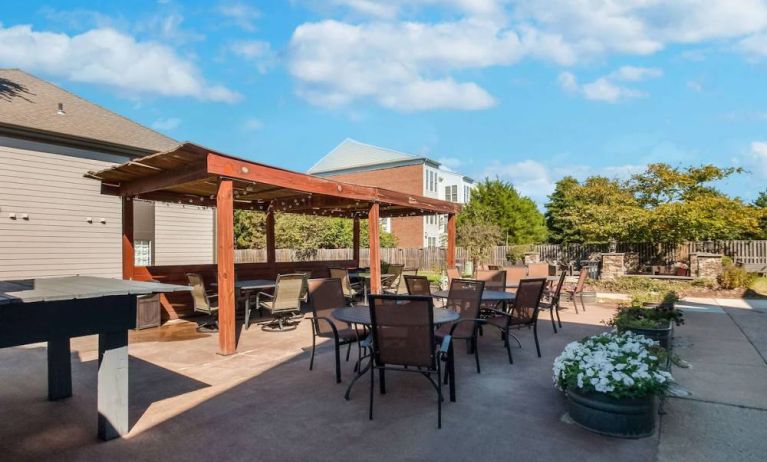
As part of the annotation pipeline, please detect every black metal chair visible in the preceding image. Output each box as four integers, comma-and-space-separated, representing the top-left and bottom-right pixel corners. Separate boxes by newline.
565, 267, 589, 314
436, 279, 485, 376
404, 275, 432, 296
329, 267, 363, 305
484, 278, 547, 363
542, 271, 567, 333
307, 278, 362, 383
368, 294, 453, 429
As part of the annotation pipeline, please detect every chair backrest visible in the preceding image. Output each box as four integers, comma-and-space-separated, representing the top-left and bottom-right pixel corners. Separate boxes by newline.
575, 267, 589, 292
369, 295, 436, 369
527, 262, 549, 277
446, 279, 484, 338
404, 275, 431, 296
446, 267, 461, 283
488, 265, 502, 270
513, 278, 547, 323
307, 278, 346, 335
384, 264, 405, 290
504, 266, 527, 288
329, 267, 354, 296
186, 273, 212, 313
550, 271, 568, 305
397, 269, 418, 294
475, 270, 506, 291
272, 273, 306, 310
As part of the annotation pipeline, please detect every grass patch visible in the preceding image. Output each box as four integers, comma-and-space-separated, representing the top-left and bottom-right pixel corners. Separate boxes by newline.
750, 277, 767, 296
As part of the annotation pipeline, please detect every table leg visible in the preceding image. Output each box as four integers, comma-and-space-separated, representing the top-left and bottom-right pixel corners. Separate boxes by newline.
47, 336, 72, 400
98, 330, 129, 441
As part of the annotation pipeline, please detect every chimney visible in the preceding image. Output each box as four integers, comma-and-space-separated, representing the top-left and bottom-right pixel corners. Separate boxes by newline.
57, 102, 66, 115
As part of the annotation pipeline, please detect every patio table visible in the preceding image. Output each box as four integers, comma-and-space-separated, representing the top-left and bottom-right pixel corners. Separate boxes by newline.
212, 279, 276, 315
332, 306, 459, 401
349, 272, 394, 301
504, 275, 561, 289
0, 276, 190, 440
432, 289, 516, 303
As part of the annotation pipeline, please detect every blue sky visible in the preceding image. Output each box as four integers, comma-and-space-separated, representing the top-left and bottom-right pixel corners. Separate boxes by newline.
2, 0, 767, 207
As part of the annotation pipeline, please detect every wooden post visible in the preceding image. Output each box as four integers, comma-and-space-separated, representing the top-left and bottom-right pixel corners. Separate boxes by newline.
352, 216, 360, 266
216, 180, 236, 355
266, 208, 276, 265
121, 197, 134, 280
368, 203, 381, 294
447, 213, 457, 269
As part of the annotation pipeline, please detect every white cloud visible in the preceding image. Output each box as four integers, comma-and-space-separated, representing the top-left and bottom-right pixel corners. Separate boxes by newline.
151, 117, 181, 130
228, 40, 275, 73
737, 33, 767, 57
748, 141, 767, 177
687, 80, 704, 92
217, 1, 260, 31
0, 24, 240, 102
243, 118, 264, 131
438, 157, 465, 170
558, 66, 661, 102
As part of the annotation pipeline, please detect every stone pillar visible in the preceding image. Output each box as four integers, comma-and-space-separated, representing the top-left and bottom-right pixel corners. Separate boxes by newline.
691, 253, 723, 279
600, 253, 625, 280
524, 252, 540, 265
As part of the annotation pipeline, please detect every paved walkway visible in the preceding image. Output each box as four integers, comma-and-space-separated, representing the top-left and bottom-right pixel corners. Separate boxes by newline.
1, 298, 765, 461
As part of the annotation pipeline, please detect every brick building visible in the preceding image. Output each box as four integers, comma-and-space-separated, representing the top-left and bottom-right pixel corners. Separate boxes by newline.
308, 139, 474, 248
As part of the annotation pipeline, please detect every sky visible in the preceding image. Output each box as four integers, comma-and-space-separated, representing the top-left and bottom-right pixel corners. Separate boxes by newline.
2, 0, 767, 208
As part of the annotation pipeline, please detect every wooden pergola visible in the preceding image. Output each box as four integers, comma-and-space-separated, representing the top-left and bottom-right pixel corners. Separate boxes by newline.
88, 142, 460, 355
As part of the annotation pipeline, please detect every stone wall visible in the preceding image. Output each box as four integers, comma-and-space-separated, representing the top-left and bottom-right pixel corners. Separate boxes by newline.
524, 252, 541, 265
600, 253, 625, 280
691, 253, 723, 279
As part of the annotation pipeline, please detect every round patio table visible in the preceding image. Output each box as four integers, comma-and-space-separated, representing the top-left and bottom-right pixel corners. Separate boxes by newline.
349, 272, 394, 300
332, 306, 460, 401
504, 275, 560, 289
432, 289, 516, 303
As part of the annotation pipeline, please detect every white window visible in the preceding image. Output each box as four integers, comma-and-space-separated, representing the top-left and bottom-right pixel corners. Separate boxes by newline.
135, 240, 152, 266
444, 185, 458, 202
427, 236, 437, 247
425, 169, 437, 193
380, 217, 392, 232
464, 185, 471, 203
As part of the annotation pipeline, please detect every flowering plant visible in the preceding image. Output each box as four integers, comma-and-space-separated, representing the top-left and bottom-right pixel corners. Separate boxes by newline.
553, 331, 672, 399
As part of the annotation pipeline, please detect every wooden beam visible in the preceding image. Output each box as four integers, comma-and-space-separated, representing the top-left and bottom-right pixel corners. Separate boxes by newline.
216, 180, 236, 355
266, 208, 276, 265
447, 213, 457, 269
119, 162, 208, 196
368, 203, 381, 295
121, 197, 134, 280
353, 217, 360, 266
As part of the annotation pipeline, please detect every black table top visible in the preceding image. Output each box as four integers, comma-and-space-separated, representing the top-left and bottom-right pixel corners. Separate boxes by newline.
432, 289, 516, 301
332, 306, 460, 326
0, 276, 190, 305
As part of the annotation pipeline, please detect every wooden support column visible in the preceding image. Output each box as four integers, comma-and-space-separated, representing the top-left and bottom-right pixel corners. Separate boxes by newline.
216, 180, 236, 355
352, 216, 360, 266
368, 203, 381, 294
97, 327, 129, 440
266, 208, 276, 266
447, 213, 457, 269
121, 197, 134, 280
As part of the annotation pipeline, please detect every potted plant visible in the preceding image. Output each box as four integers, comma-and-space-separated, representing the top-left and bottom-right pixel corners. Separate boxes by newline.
608, 291, 683, 349
553, 331, 673, 438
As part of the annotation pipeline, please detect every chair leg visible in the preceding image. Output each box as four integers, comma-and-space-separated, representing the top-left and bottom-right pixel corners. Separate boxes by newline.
244, 299, 251, 331
534, 323, 541, 358
309, 334, 316, 371
379, 369, 386, 395
550, 306, 557, 333
334, 339, 342, 384
437, 363, 443, 429
555, 303, 562, 328
572, 294, 579, 314
345, 341, 352, 362
369, 365, 375, 421
579, 293, 586, 312
505, 331, 513, 364
473, 336, 481, 374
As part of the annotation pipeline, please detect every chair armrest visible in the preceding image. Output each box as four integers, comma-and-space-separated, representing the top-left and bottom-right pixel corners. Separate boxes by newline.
306, 315, 341, 337
438, 334, 452, 361
447, 318, 486, 336
484, 307, 511, 318
207, 293, 219, 300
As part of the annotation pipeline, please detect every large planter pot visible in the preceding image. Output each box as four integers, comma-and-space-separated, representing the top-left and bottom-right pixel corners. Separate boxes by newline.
623, 321, 673, 350
566, 388, 657, 438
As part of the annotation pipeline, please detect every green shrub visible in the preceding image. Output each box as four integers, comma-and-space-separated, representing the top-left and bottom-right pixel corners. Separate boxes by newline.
718, 265, 755, 289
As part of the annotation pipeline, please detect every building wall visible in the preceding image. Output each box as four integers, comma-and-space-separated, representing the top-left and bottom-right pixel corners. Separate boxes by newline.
0, 136, 214, 280
323, 164, 425, 248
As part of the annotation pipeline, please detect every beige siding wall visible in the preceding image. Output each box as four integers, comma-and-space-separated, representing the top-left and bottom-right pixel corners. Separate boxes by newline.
154, 202, 214, 265
0, 136, 215, 280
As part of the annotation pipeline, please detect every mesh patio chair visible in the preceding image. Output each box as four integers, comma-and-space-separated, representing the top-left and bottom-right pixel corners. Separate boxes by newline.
475, 270, 506, 291
504, 266, 527, 291
404, 275, 431, 296
437, 279, 485, 374
307, 278, 364, 383
484, 278, 547, 363
397, 268, 418, 294
527, 262, 550, 277
186, 273, 218, 330
329, 267, 363, 305
541, 271, 567, 333
253, 273, 306, 330
446, 267, 461, 284
564, 267, 589, 314
383, 263, 405, 294
368, 294, 453, 429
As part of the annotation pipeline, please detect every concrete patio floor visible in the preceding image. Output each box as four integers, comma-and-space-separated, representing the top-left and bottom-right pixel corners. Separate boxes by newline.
1, 299, 766, 462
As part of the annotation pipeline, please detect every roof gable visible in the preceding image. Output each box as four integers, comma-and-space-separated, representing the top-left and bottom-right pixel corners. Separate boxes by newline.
0, 69, 177, 153
308, 138, 433, 174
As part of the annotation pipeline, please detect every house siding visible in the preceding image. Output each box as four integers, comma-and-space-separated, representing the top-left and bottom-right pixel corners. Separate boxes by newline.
0, 136, 213, 280
154, 202, 214, 265
323, 165, 424, 248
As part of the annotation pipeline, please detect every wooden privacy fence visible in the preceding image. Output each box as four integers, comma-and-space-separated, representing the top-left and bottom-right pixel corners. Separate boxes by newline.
234, 240, 767, 269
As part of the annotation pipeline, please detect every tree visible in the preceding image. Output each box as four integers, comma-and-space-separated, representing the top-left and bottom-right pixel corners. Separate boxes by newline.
545, 176, 580, 243
457, 214, 502, 267
755, 190, 767, 208
459, 178, 547, 245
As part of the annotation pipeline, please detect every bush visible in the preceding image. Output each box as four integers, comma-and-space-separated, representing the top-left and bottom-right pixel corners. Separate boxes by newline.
718, 265, 755, 289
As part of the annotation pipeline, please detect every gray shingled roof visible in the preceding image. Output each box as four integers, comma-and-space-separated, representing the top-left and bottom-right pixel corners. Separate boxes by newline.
308, 138, 435, 174
0, 69, 178, 153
